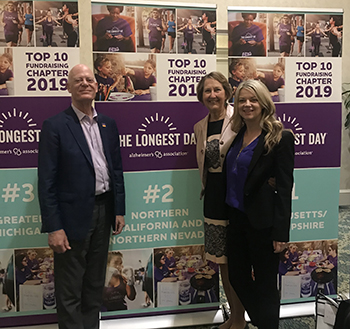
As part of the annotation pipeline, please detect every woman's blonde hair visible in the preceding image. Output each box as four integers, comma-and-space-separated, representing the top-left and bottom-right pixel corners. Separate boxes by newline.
232, 79, 283, 153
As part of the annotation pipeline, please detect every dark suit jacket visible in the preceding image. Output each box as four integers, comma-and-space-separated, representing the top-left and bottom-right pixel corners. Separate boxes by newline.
38, 106, 125, 241
228, 127, 294, 242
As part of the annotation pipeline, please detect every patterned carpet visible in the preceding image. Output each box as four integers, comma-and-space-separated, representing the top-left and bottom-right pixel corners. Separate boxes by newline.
172, 206, 350, 329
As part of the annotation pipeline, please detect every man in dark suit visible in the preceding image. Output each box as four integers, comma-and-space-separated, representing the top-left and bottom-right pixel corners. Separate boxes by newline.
38, 64, 125, 329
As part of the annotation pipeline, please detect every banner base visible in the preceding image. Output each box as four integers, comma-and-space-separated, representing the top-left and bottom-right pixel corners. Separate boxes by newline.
1, 303, 318, 329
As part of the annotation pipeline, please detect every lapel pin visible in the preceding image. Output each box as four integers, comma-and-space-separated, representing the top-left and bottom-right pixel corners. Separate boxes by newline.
102, 123, 106, 127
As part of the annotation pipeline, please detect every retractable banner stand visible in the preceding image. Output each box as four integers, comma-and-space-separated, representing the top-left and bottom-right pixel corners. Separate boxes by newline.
227, 6, 342, 303
0, 1, 217, 326
92, 1, 218, 319
0, 0, 80, 326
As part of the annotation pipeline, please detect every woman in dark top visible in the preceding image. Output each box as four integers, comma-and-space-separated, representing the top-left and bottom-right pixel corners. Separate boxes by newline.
177, 18, 199, 54
57, 3, 78, 47
225, 80, 294, 329
199, 12, 216, 54
326, 16, 342, 57
15, 253, 33, 309
102, 271, 136, 311
36, 10, 61, 47
306, 23, 327, 57
153, 252, 176, 306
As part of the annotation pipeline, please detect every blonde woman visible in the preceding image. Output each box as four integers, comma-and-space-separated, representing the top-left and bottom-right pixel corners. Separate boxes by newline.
225, 80, 294, 329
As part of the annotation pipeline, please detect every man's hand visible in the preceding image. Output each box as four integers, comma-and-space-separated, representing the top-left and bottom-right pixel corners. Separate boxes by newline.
48, 229, 71, 254
113, 215, 125, 235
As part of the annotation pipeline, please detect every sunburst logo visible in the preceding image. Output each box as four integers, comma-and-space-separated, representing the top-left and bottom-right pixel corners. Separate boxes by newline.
278, 113, 303, 132
138, 113, 177, 132
0, 107, 40, 145
0, 108, 37, 128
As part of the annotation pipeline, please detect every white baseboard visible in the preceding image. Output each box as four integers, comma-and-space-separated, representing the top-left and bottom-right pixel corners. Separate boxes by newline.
339, 189, 350, 206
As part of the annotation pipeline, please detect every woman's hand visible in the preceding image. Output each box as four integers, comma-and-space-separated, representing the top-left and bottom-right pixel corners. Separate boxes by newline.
273, 241, 287, 253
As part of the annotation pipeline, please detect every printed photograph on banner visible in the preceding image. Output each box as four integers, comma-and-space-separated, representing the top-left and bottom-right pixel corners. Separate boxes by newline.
0, 250, 15, 314
14, 248, 55, 312
267, 13, 305, 57
228, 11, 266, 57
102, 249, 153, 312
0, 47, 14, 96
305, 14, 343, 58
0, 1, 33, 47
279, 240, 337, 300
93, 53, 156, 101
154, 245, 218, 307
228, 57, 285, 103
134, 7, 176, 54
177, 9, 216, 55
91, 4, 135, 53
34, 1, 78, 48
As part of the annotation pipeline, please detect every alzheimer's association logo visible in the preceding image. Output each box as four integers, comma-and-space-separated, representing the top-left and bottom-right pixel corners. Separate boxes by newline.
118, 111, 197, 172
0, 108, 40, 168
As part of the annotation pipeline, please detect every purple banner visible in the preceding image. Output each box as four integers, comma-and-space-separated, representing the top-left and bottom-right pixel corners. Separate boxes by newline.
1, 98, 340, 171
0, 97, 70, 169
96, 101, 208, 172
276, 102, 341, 169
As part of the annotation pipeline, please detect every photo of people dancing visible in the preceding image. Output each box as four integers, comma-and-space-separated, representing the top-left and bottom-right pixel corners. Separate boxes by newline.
36, 9, 61, 47
177, 18, 199, 54
305, 14, 342, 58
56, 2, 78, 47
198, 12, 216, 54
325, 16, 342, 57
306, 23, 327, 57
176, 9, 216, 55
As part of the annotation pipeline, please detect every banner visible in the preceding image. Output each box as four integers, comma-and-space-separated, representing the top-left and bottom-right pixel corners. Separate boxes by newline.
0, 1, 217, 325
0, 3, 80, 318
90, 1, 217, 316
227, 6, 342, 303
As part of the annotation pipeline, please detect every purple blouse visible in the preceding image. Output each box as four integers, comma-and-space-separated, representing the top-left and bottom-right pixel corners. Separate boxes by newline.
226, 133, 259, 212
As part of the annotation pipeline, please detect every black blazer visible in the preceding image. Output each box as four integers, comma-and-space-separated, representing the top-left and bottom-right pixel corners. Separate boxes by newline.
38, 106, 125, 241
227, 127, 294, 242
